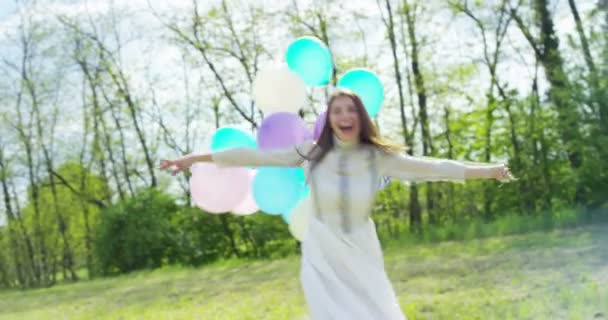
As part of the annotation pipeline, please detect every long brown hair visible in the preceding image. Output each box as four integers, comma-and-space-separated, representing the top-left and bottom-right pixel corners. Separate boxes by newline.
300, 89, 406, 169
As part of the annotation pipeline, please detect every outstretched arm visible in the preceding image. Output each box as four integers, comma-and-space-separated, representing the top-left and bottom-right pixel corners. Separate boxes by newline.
210, 141, 315, 167
160, 140, 316, 175
378, 151, 513, 183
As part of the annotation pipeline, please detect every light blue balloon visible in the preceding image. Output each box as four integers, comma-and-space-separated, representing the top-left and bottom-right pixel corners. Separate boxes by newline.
337, 68, 384, 118
286, 36, 333, 86
253, 167, 306, 215
211, 126, 257, 152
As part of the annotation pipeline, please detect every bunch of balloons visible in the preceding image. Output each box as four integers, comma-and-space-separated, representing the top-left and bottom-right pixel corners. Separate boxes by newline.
190, 36, 387, 240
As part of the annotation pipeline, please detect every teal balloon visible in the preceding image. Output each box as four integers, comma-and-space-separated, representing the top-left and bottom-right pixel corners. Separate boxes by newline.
337, 68, 384, 118
253, 167, 306, 215
211, 126, 257, 152
281, 185, 310, 223
286, 36, 333, 86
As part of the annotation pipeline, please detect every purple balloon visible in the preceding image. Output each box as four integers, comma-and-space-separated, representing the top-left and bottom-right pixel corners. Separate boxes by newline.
313, 111, 327, 140
258, 112, 313, 150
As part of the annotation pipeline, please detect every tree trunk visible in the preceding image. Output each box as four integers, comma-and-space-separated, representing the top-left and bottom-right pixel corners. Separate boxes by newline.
383, 0, 421, 233
531, 71, 554, 210
402, 0, 434, 227
76, 56, 112, 203
15, 51, 48, 286
483, 94, 495, 220
104, 94, 135, 197
32, 103, 79, 282
511, 0, 584, 203
106, 68, 157, 188
567, 0, 606, 130
443, 107, 456, 220
1, 149, 31, 287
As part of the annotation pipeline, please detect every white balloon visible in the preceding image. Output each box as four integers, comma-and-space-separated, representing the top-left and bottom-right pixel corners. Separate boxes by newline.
253, 66, 307, 113
288, 194, 313, 241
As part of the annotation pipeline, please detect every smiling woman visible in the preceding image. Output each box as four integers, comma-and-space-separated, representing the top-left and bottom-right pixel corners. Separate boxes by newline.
160, 89, 514, 319
329, 94, 359, 140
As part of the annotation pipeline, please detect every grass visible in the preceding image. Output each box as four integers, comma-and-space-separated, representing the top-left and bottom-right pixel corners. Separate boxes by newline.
1, 224, 607, 320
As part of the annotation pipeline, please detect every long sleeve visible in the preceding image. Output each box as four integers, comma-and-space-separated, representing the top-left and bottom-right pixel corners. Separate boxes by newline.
211, 140, 316, 168
378, 151, 467, 183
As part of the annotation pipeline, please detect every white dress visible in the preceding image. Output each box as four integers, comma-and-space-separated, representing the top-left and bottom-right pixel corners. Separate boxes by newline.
212, 136, 467, 320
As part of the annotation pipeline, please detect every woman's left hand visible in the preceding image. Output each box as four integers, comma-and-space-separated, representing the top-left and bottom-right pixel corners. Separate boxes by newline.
494, 164, 516, 182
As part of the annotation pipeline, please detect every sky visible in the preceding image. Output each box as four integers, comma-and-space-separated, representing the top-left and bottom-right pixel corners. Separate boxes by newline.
0, 0, 600, 225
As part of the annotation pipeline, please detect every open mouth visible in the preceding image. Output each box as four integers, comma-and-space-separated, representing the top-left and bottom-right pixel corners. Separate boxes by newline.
338, 125, 354, 135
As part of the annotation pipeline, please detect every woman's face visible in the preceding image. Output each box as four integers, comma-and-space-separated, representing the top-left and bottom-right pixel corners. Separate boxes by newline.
329, 95, 361, 143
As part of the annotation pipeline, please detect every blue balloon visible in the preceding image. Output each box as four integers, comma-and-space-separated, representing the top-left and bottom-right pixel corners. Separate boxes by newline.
211, 126, 257, 152
286, 36, 333, 86
253, 167, 306, 215
337, 68, 384, 118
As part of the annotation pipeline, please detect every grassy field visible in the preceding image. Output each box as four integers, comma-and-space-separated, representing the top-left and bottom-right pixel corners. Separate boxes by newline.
1, 225, 607, 320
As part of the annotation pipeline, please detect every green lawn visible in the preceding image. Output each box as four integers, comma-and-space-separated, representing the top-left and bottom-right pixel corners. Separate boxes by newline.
1, 225, 607, 320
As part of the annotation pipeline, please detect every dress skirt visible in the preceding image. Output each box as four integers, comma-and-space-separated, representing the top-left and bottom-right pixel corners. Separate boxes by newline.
300, 216, 406, 320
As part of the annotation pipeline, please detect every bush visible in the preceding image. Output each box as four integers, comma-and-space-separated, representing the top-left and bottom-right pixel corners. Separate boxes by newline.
94, 188, 178, 275
166, 206, 234, 265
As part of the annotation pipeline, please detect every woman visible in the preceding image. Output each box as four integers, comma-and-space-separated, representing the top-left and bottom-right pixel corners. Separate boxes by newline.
160, 90, 514, 319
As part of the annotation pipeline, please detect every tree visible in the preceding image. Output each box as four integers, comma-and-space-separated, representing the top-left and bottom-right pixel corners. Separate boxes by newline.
159, 0, 272, 129
567, 0, 606, 133
58, 9, 158, 192
2, 9, 52, 286
451, 0, 530, 217
509, 0, 585, 204
379, 0, 422, 232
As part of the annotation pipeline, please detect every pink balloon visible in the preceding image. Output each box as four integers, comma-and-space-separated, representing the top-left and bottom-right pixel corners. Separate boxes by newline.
313, 111, 327, 140
257, 112, 313, 150
190, 163, 250, 214
231, 170, 258, 215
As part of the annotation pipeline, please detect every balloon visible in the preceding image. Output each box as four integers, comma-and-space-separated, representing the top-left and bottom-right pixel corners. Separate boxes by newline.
257, 112, 313, 150
253, 167, 306, 215
190, 163, 250, 214
287, 194, 313, 241
211, 126, 257, 152
281, 185, 310, 223
231, 170, 259, 215
312, 111, 327, 140
337, 68, 384, 118
285, 36, 333, 86
253, 66, 307, 113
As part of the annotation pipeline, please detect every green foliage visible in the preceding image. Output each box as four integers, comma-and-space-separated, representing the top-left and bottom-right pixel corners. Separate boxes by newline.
21, 163, 109, 244
94, 188, 178, 275
93, 189, 297, 274
373, 181, 410, 238
165, 206, 232, 265
0, 227, 11, 288
167, 206, 296, 264
236, 213, 295, 259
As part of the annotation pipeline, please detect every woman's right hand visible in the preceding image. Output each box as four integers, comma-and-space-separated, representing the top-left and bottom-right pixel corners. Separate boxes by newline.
159, 156, 195, 176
